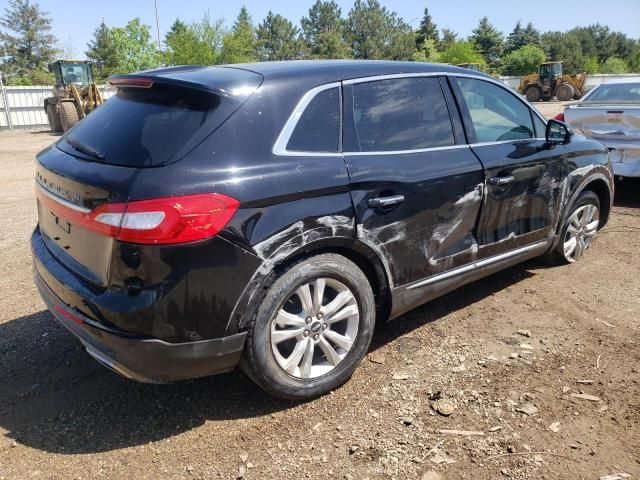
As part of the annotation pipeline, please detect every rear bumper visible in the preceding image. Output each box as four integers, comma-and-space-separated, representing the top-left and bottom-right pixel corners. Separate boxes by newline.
35, 271, 246, 383
32, 226, 247, 383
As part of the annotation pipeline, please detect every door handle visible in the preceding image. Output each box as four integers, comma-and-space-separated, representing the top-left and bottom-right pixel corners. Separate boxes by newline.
489, 175, 515, 187
367, 194, 405, 209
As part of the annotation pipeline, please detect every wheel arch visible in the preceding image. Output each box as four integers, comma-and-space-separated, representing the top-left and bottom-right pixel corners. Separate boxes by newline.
580, 176, 612, 228
228, 237, 393, 335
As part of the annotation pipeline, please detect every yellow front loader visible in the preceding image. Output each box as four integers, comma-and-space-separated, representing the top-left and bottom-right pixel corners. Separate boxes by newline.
518, 61, 587, 102
44, 60, 104, 132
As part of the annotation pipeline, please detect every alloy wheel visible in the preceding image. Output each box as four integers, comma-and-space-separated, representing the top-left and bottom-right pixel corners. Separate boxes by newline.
270, 278, 359, 379
563, 204, 599, 262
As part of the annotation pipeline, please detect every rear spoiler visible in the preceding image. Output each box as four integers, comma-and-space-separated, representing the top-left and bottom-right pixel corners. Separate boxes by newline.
107, 69, 263, 100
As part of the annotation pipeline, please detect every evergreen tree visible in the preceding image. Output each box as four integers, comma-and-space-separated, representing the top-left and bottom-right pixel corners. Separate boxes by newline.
301, 1, 349, 58
221, 7, 257, 64
164, 14, 224, 66
439, 28, 458, 52
0, 0, 57, 79
415, 6, 439, 49
470, 17, 504, 69
505, 21, 525, 54
522, 22, 541, 49
346, 0, 414, 60
256, 11, 306, 61
86, 21, 120, 80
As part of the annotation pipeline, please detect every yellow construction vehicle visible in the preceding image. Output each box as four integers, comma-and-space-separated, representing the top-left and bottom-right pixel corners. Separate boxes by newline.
44, 60, 104, 132
518, 61, 587, 102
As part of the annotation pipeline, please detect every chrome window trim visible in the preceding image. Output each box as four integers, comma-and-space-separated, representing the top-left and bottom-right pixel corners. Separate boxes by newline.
36, 182, 91, 213
343, 144, 470, 157
272, 81, 342, 157
272, 71, 548, 157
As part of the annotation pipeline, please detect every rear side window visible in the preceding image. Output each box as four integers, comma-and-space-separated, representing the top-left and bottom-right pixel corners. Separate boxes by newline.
58, 84, 242, 167
287, 87, 340, 153
348, 77, 455, 152
454, 77, 534, 143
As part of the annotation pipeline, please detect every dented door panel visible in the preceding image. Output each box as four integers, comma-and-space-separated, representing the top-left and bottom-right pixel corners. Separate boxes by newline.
346, 147, 485, 288
471, 140, 568, 250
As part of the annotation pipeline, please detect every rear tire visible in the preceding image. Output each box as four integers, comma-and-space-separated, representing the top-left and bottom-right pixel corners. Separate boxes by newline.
542, 191, 600, 265
242, 253, 376, 400
59, 102, 79, 132
46, 103, 63, 132
525, 86, 541, 102
556, 83, 575, 102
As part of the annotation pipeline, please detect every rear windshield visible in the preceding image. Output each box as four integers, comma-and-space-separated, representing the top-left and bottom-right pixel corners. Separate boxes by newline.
58, 83, 243, 167
585, 83, 640, 103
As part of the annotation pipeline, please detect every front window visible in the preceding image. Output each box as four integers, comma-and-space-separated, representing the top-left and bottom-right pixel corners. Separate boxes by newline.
454, 77, 535, 143
61, 63, 91, 85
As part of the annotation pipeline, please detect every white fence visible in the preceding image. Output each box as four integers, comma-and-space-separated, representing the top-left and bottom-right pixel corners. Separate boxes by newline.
0, 85, 115, 131
2, 74, 640, 130
499, 73, 640, 91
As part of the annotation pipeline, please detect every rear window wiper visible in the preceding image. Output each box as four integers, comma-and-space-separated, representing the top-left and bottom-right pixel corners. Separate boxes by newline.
66, 136, 106, 161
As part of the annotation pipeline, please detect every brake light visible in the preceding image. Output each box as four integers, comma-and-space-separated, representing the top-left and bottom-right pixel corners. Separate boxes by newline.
36, 188, 239, 245
553, 112, 565, 122
107, 77, 154, 88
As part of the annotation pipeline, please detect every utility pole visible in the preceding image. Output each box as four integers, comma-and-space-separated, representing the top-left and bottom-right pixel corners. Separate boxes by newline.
154, 0, 161, 51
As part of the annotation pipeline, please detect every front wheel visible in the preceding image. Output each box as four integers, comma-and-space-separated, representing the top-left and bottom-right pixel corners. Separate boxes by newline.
243, 254, 376, 400
545, 191, 600, 264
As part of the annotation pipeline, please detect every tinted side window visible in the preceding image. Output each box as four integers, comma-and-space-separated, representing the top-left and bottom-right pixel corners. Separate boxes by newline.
454, 78, 534, 143
287, 87, 340, 153
348, 77, 455, 152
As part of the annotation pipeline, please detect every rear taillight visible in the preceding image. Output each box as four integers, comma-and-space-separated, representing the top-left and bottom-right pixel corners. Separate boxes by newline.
553, 112, 565, 122
36, 188, 239, 245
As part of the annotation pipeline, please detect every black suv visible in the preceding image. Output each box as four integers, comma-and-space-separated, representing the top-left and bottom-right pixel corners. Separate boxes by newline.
33, 61, 614, 399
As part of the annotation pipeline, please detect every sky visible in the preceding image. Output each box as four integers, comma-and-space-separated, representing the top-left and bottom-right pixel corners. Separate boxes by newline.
29, 0, 640, 58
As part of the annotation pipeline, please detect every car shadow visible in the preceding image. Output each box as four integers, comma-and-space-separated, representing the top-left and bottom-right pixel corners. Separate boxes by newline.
0, 263, 535, 455
614, 178, 640, 208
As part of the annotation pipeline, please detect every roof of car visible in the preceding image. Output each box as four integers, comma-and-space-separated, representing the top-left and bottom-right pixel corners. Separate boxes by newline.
125, 60, 491, 95
227, 60, 474, 79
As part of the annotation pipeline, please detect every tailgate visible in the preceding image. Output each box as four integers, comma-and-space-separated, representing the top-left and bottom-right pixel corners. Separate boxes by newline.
565, 105, 640, 142
35, 147, 138, 287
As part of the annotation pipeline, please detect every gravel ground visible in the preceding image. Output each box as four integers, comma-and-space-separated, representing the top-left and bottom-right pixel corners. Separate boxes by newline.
0, 127, 638, 480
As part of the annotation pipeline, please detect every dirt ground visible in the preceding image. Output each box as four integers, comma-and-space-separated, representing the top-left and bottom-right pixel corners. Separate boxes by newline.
0, 124, 638, 480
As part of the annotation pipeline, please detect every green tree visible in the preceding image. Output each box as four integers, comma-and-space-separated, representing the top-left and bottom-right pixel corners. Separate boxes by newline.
256, 11, 306, 61
110, 18, 161, 72
600, 57, 629, 74
164, 14, 225, 66
522, 23, 541, 48
415, 6, 439, 49
439, 28, 458, 52
346, 0, 414, 60
220, 7, 257, 63
505, 21, 525, 54
501, 45, 546, 75
301, 1, 349, 58
0, 0, 57, 82
438, 40, 485, 66
470, 17, 503, 69
583, 56, 600, 74
541, 31, 586, 74
412, 38, 439, 63
86, 21, 120, 80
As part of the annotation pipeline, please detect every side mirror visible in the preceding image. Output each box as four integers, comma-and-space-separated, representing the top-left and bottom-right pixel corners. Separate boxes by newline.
546, 118, 574, 145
